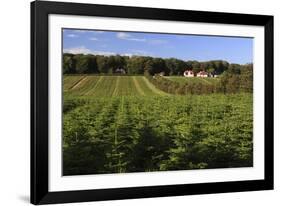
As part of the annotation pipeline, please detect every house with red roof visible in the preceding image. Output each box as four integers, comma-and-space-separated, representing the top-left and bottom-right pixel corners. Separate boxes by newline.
196, 71, 209, 77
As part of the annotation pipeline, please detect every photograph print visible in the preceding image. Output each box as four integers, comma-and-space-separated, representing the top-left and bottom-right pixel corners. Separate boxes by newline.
62, 28, 253, 176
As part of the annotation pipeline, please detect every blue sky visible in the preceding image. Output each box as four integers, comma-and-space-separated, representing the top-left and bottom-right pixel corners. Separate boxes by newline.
63, 28, 253, 64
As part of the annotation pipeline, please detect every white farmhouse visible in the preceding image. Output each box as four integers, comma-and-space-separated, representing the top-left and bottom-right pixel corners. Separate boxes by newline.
197, 71, 209, 77
115, 68, 126, 74
183, 70, 194, 77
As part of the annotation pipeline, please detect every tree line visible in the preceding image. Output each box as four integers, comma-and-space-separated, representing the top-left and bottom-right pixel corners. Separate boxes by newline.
146, 63, 253, 94
63, 53, 252, 76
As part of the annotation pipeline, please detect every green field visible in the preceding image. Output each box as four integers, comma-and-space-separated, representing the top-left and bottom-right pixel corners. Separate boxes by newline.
64, 75, 168, 97
166, 76, 220, 85
63, 75, 253, 175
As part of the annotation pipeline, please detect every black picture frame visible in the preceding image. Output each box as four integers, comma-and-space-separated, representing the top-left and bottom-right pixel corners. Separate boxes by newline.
31, 0, 274, 204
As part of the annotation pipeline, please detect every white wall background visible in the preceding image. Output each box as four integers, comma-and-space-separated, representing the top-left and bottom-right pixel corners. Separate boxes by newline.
0, 0, 279, 205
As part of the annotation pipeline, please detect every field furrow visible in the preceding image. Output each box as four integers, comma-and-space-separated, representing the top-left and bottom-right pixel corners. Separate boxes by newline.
83, 76, 104, 96
67, 76, 99, 95
91, 76, 117, 97
64, 75, 86, 91
64, 75, 169, 97
112, 76, 120, 96
134, 77, 157, 96
141, 76, 169, 96
69, 76, 88, 90
167, 76, 219, 85
132, 76, 145, 96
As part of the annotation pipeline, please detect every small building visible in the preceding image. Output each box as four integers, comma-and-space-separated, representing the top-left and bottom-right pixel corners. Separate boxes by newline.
159, 72, 165, 76
209, 73, 219, 78
115, 68, 126, 74
197, 71, 209, 78
183, 70, 194, 77
209, 71, 219, 78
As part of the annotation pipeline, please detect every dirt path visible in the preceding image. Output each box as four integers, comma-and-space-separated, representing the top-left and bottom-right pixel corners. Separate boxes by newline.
84, 76, 104, 95
133, 77, 145, 96
112, 76, 120, 96
199, 78, 212, 85
142, 77, 169, 96
69, 76, 88, 90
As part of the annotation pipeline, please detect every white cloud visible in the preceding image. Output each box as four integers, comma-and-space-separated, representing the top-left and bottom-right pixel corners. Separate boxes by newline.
67, 34, 78, 38
128, 49, 151, 56
73, 30, 87, 33
86, 48, 150, 57
148, 39, 167, 45
73, 30, 93, 33
89, 37, 99, 41
116, 32, 146, 42
63, 46, 153, 57
118, 49, 154, 57
116, 32, 168, 44
116, 32, 131, 39
129, 38, 147, 42
63, 46, 92, 54
63, 46, 116, 56
71, 30, 105, 34
92, 51, 116, 56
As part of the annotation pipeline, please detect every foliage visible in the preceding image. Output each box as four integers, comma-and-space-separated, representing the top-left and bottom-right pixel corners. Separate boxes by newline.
63, 75, 253, 175
145, 65, 253, 95
63, 53, 251, 76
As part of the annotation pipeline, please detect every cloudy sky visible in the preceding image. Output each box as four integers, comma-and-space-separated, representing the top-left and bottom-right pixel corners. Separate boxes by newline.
63, 28, 253, 64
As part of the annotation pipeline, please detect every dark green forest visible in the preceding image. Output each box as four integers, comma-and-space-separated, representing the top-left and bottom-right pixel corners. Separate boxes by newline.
63, 53, 252, 76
